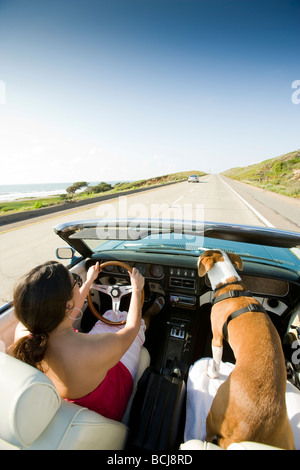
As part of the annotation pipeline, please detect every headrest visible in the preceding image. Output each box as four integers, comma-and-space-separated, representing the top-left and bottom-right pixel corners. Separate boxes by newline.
0, 352, 60, 447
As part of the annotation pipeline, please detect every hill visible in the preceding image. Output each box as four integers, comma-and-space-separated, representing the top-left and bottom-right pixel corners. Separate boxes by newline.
222, 150, 300, 198
110, 170, 206, 191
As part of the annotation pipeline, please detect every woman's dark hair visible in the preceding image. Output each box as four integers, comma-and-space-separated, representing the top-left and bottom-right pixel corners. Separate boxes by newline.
11, 261, 74, 371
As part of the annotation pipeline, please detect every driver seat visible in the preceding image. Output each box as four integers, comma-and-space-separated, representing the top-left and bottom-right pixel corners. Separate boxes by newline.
0, 348, 150, 450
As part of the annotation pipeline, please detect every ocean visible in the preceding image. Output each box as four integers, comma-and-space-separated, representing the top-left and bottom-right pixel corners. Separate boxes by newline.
0, 182, 118, 202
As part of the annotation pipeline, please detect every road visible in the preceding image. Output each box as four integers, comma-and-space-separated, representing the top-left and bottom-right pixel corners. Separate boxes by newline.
0, 174, 299, 306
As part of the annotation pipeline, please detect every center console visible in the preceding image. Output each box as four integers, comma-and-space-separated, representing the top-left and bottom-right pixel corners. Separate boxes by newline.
161, 317, 192, 373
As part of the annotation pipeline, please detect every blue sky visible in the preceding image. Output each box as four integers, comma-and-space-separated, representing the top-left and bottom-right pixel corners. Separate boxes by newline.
0, 0, 299, 184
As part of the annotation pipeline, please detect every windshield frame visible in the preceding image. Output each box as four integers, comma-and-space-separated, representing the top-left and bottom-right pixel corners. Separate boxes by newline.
53, 218, 300, 269
54, 218, 300, 246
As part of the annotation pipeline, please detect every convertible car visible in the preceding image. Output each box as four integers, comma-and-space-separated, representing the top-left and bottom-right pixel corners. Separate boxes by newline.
0, 218, 300, 451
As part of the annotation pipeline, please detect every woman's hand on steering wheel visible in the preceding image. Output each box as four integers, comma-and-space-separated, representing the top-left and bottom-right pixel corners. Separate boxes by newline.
129, 267, 145, 293
86, 261, 145, 325
86, 261, 101, 286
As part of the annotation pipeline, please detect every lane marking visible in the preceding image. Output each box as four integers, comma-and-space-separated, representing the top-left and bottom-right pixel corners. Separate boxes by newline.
221, 178, 274, 228
171, 195, 184, 206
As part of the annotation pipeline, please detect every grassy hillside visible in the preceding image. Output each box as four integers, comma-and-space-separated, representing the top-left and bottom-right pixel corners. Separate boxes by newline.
222, 150, 300, 198
110, 170, 206, 191
0, 170, 206, 216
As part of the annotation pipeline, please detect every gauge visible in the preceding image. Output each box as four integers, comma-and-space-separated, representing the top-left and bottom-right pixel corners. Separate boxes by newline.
118, 265, 129, 274
103, 264, 115, 272
135, 263, 147, 276
150, 264, 164, 278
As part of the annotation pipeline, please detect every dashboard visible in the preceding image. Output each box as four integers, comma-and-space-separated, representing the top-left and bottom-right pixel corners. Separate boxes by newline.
100, 261, 165, 280
85, 254, 300, 317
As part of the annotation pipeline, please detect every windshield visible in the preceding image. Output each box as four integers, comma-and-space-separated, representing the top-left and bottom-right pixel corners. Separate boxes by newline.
55, 219, 300, 271
79, 232, 300, 271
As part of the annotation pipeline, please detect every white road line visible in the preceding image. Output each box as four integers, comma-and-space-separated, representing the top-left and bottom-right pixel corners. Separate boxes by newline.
171, 195, 184, 206
221, 178, 275, 228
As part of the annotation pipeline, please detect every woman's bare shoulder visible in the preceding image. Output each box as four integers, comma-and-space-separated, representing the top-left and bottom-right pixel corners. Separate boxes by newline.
58, 329, 125, 371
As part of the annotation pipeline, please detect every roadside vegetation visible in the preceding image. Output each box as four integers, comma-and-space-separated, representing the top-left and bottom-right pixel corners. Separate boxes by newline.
0, 171, 206, 216
222, 150, 300, 198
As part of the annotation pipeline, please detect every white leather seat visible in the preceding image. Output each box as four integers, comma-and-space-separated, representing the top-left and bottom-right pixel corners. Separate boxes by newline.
0, 348, 150, 450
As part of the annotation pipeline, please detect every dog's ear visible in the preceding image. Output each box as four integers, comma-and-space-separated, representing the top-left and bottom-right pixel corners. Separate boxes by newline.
197, 251, 216, 277
227, 252, 243, 271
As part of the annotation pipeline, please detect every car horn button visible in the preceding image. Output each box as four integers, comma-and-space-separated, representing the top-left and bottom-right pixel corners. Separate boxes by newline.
111, 287, 120, 298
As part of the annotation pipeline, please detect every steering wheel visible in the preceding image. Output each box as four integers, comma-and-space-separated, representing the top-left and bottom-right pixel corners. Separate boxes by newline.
87, 261, 145, 325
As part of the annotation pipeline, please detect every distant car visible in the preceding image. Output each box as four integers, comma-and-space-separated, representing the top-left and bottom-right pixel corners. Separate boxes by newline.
188, 174, 199, 182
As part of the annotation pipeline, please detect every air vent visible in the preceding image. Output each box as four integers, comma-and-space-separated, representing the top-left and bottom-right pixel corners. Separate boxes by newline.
183, 279, 195, 289
169, 277, 195, 289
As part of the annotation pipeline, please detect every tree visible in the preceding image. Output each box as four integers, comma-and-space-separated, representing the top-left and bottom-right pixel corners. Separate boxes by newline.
66, 181, 88, 196
89, 182, 112, 194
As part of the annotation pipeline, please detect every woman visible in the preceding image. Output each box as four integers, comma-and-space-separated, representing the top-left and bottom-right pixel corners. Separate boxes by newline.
11, 260, 160, 421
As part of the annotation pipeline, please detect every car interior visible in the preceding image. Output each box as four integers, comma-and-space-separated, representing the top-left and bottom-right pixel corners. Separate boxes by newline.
82, 251, 300, 373
76, 249, 300, 449
1, 244, 300, 450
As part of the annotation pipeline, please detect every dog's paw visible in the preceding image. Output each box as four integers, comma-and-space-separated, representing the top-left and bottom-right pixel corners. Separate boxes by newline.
206, 365, 219, 379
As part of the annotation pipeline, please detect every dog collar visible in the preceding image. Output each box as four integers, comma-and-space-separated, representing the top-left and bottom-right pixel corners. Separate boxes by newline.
222, 303, 267, 342
213, 281, 243, 293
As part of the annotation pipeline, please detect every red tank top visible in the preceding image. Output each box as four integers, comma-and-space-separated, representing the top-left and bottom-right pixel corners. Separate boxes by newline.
66, 361, 133, 421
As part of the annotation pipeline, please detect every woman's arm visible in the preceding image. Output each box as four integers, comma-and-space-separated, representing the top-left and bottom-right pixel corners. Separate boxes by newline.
86, 268, 144, 371
122, 267, 144, 332
74, 262, 100, 311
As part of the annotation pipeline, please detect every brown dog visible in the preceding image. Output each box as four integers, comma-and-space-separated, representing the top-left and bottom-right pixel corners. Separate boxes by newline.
197, 249, 295, 450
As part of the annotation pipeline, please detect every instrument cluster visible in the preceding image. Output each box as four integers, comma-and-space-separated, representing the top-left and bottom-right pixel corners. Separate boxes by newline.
101, 261, 164, 279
